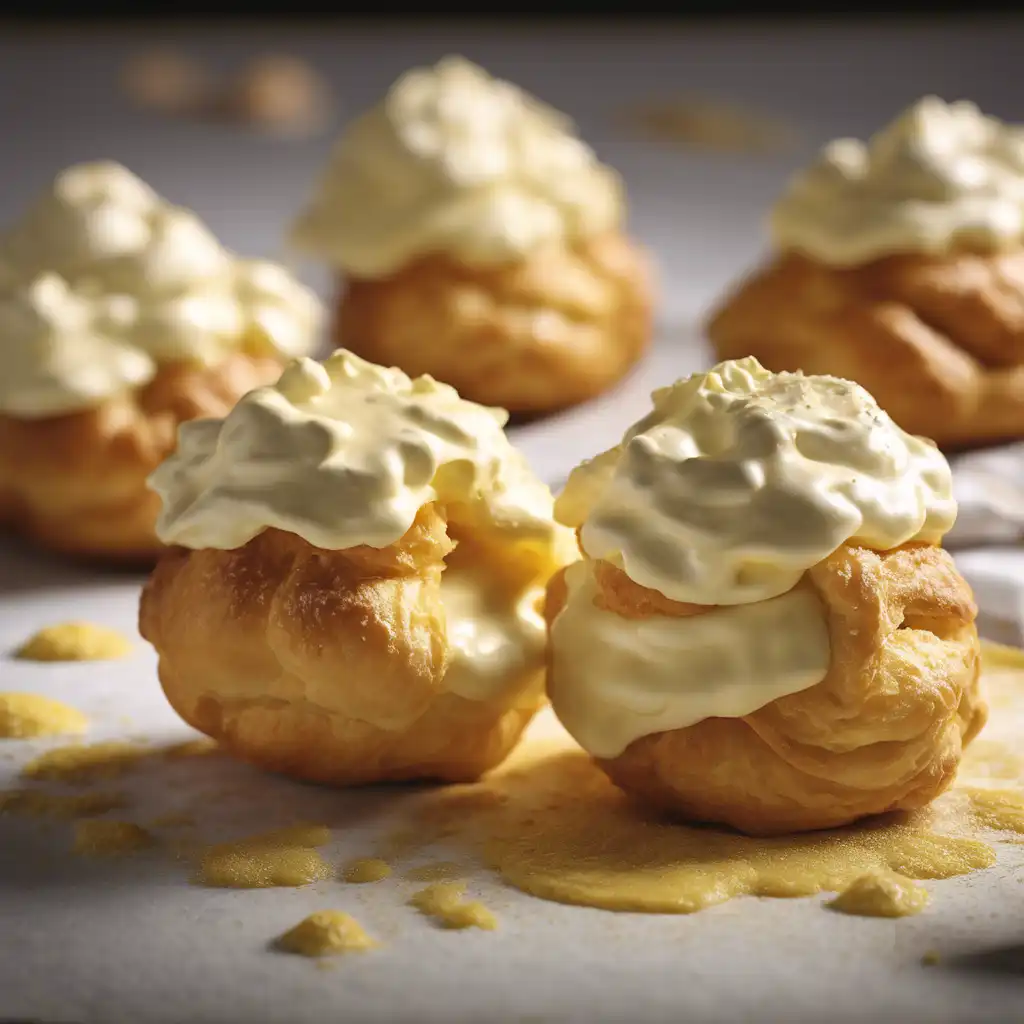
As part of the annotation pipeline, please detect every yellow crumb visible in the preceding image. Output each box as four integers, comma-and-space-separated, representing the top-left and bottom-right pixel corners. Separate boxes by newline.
0, 789, 125, 819
21, 741, 149, 784
73, 819, 155, 857
14, 622, 133, 662
409, 881, 497, 931
342, 857, 391, 884
827, 872, 929, 918
196, 824, 333, 888
0, 692, 88, 738
275, 911, 377, 957
921, 950, 941, 966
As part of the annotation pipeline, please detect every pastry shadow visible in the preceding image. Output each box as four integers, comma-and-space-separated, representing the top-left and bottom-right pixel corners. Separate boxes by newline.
0, 534, 151, 595
939, 942, 1024, 977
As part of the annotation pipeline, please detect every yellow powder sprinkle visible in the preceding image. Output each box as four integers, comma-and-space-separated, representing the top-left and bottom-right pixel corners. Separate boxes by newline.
275, 911, 377, 957
21, 741, 149, 784
965, 788, 1024, 834
409, 882, 497, 931
405, 861, 465, 882
14, 622, 133, 662
0, 789, 125, 819
0, 692, 88, 738
827, 872, 930, 918
73, 820, 155, 857
342, 857, 391, 884
922, 950, 941, 966
196, 824, 333, 889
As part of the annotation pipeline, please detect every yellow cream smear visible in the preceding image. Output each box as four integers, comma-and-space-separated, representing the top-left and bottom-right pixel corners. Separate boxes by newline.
827, 872, 930, 918
0, 789, 124, 819
410, 882, 497, 931
21, 741, 149, 784
73, 819, 155, 857
342, 857, 392, 883
0, 693, 88, 738
276, 911, 377, 957
965, 789, 1024, 834
197, 824, 332, 888
14, 622, 133, 662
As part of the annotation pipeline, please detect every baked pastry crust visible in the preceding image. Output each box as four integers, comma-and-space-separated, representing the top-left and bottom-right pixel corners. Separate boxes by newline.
546, 542, 985, 835
0, 354, 283, 562
707, 250, 1024, 449
334, 231, 654, 416
138, 505, 545, 785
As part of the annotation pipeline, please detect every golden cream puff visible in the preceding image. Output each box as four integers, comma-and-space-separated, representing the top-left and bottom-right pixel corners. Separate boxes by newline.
546, 357, 986, 836
0, 162, 322, 561
707, 97, 1024, 450
289, 57, 653, 416
139, 350, 576, 785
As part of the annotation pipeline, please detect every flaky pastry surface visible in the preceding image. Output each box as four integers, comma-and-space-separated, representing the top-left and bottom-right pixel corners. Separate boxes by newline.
334, 231, 653, 416
139, 505, 546, 785
707, 250, 1024, 449
547, 543, 985, 835
0, 354, 282, 562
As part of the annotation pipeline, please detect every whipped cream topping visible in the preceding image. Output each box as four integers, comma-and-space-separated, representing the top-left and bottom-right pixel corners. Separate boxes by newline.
771, 96, 1024, 265
151, 349, 574, 706
549, 560, 831, 759
555, 357, 956, 606
289, 56, 622, 277
0, 162, 321, 418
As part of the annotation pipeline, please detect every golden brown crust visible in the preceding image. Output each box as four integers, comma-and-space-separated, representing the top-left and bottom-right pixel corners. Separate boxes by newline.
707, 250, 1024, 449
334, 231, 654, 415
550, 543, 985, 835
0, 354, 283, 563
139, 505, 545, 785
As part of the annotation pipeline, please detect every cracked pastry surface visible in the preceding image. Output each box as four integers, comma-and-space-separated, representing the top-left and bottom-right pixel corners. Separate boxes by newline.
707, 97, 1024, 449
290, 56, 652, 415
546, 357, 984, 834
0, 162, 321, 560
140, 350, 575, 784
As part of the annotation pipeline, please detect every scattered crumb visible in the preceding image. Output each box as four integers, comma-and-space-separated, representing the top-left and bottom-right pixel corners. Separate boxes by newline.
73, 819, 155, 857
219, 54, 331, 136
342, 857, 392, 884
405, 861, 465, 882
0, 692, 89, 738
121, 48, 211, 114
827, 873, 930, 918
14, 622, 133, 662
196, 824, 333, 888
922, 950, 941, 966
21, 741, 149, 784
409, 881, 497, 931
617, 96, 800, 154
0, 789, 125, 819
275, 910, 377, 957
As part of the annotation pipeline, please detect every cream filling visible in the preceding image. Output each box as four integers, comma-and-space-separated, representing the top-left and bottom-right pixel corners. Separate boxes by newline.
548, 561, 832, 759
440, 565, 546, 706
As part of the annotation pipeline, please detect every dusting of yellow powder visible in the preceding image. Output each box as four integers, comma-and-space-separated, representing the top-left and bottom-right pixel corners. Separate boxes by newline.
342, 857, 392, 883
409, 882, 498, 931
74, 819, 156, 857
0, 692, 88, 738
21, 741, 149, 784
197, 824, 333, 888
0, 789, 125, 819
14, 622, 133, 661
965, 788, 1024, 834
405, 861, 466, 882
275, 911, 377, 957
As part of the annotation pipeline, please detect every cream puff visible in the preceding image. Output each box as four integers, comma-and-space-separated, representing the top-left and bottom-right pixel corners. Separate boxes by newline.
139, 350, 576, 785
289, 56, 653, 416
546, 357, 986, 836
707, 97, 1024, 450
0, 162, 322, 561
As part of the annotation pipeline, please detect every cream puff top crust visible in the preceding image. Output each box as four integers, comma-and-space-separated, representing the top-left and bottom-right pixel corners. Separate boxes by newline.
289, 56, 622, 277
549, 357, 960, 758
0, 162, 321, 418
771, 96, 1024, 266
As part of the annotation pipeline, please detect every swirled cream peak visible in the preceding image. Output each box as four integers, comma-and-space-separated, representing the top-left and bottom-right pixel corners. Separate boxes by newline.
150, 349, 571, 553
289, 56, 622, 276
771, 96, 1024, 265
555, 357, 956, 606
0, 161, 321, 417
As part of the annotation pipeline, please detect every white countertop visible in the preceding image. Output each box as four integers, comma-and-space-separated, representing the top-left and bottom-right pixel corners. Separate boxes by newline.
2, 15, 1024, 1024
